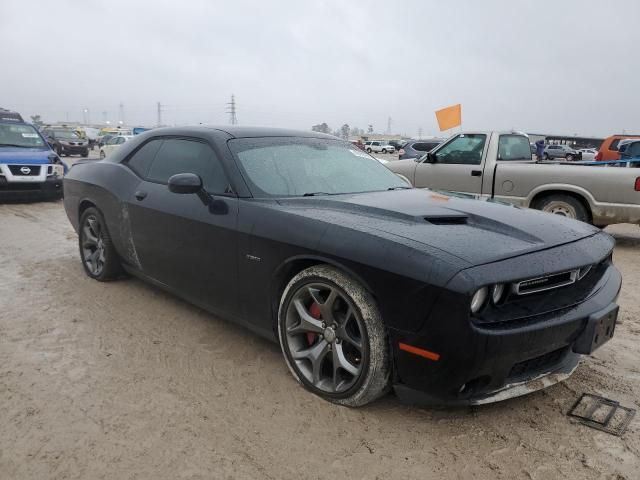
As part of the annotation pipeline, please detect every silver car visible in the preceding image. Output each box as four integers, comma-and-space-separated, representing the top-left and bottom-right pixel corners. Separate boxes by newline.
543, 144, 582, 161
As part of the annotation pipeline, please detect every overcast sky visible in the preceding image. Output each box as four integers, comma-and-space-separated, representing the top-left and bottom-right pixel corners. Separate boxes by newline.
1, 0, 638, 137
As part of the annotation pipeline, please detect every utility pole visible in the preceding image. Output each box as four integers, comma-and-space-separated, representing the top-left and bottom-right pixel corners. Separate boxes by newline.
226, 94, 237, 125
387, 117, 392, 135
118, 102, 125, 125
156, 102, 164, 127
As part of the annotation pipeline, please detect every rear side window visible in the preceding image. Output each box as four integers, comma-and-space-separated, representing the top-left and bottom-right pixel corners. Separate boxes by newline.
146, 138, 229, 194
626, 142, 640, 157
498, 135, 532, 161
412, 142, 439, 152
126, 139, 163, 177
609, 139, 621, 151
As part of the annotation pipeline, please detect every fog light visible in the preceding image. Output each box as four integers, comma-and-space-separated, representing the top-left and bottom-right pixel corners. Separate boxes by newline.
491, 284, 505, 304
470, 287, 488, 313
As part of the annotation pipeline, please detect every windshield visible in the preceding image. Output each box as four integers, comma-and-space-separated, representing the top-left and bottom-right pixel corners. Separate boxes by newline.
0, 123, 46, 148
54, 130, 80, 140
229, 137, 408, 198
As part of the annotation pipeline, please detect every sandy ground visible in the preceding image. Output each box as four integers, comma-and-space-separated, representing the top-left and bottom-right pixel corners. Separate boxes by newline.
0, 198, 639, 480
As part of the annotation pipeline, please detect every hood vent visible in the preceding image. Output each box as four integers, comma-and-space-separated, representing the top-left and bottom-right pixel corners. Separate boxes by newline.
424, 216, 468, 225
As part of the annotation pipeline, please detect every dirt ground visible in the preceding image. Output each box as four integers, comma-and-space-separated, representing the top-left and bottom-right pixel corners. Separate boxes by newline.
1, 199, 638, 480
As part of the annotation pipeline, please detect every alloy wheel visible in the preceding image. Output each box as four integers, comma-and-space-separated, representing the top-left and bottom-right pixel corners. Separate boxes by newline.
81, 215, 106, 276
284, 282, 366, 393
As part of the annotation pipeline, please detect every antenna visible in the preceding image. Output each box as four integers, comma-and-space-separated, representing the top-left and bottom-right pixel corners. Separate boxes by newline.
156, 102, 164, 127
226, 95, 238, 125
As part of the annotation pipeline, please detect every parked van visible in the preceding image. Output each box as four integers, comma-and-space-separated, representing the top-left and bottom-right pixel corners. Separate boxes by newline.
596, 134, 640, 161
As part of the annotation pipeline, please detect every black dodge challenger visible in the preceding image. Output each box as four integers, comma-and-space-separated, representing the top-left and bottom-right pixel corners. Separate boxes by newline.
63, 127, 621, 407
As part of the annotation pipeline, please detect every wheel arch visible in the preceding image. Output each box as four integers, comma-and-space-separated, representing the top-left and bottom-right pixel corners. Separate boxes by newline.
528, 187, 594, 222
269, 255, 376, 336
78, 199, 97, 221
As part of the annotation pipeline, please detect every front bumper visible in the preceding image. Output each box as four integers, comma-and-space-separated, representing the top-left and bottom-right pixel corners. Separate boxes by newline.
0, 176, 63, 200
389, 251, 621, 406
60, 144, 88, 154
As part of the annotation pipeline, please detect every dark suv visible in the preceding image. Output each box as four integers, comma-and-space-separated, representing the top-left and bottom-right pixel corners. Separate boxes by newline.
42, 128, 89, 157
398, 139, 444, 160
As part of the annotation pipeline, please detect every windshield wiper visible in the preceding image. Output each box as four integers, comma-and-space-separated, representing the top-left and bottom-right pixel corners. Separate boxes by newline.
303, 192, 332, 197
387, 186, 411, 190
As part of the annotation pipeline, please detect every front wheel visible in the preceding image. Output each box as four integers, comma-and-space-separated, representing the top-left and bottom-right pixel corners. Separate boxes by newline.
78, 207, 123, 281
278, 265, 390, 407
566, 154, 574, 161
381, 148, 387, 154
81, 150, 89, 158
366, 148, 372, 153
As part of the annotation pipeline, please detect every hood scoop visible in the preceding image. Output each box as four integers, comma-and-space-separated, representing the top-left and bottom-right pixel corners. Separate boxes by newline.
424, 215, 468, 225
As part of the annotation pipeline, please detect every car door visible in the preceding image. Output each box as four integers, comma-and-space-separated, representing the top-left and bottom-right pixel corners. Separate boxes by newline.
125, 136, 240, 317
413, 133, 487, 195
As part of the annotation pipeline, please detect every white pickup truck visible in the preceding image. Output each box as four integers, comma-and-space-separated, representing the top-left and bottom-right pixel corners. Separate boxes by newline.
387, 131, 640, 226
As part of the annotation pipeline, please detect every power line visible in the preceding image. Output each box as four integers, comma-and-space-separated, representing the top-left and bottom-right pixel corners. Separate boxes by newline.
226, 94, 237, 125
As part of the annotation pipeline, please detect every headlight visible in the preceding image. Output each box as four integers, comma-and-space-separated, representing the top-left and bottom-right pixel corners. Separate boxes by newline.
470, 287, 489, 313
53, 164, 65, 177
491, 284, 506, 304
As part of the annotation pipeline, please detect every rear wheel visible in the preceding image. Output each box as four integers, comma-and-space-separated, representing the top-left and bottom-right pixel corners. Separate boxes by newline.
78, 207, 123, 281
278, 265, 389, 407
533, 194, 590, 223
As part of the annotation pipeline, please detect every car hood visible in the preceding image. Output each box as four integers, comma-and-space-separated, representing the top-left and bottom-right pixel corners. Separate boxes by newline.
276, 188, 600, 265
0, 147, 53, 164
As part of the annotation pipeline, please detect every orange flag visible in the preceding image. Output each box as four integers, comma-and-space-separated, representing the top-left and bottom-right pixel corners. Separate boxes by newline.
435, 104, 462, 131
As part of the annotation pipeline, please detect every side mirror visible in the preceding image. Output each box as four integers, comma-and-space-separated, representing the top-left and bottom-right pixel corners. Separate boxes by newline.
168, 173, 203, 194
425, 152, 437, 163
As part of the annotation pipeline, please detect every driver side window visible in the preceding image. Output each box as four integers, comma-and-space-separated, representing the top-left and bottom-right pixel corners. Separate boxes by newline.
434, 134, 486, 165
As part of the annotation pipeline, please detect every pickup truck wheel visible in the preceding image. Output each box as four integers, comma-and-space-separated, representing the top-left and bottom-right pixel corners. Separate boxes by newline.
278, 265, 390, 407
534, 194, 589, 223
79, 207, 123, 281
382, 148, 388, 153
566, 154, 574, 161
366, 148, 372, 153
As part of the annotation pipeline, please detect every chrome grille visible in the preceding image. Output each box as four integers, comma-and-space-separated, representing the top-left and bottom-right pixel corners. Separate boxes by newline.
513, 269, 579, 295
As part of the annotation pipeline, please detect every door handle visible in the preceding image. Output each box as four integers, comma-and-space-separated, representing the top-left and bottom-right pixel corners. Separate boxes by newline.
471, 170, 482, 177
134, 190, 147, 201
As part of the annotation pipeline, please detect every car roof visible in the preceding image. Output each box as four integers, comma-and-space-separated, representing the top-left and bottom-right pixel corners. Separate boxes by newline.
157, 125, 339, 140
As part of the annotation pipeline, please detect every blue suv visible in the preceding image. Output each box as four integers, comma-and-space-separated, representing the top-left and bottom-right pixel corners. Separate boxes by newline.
0, 113, 67, 200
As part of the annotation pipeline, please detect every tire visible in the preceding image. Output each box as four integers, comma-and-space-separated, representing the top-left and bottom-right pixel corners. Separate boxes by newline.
78, 207, 123, 281
99, 150, 106, 159
543, 153, 550, 160
566, 154, 574, 161
81, 150, 89, 158
366, 148, 372, 153
382, 148, 387, 154
533, 194, 590, 223
278, 265, 390, 407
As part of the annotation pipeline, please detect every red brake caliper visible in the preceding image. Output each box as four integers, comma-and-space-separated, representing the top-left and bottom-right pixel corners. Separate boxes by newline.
307, 303, 322, 345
